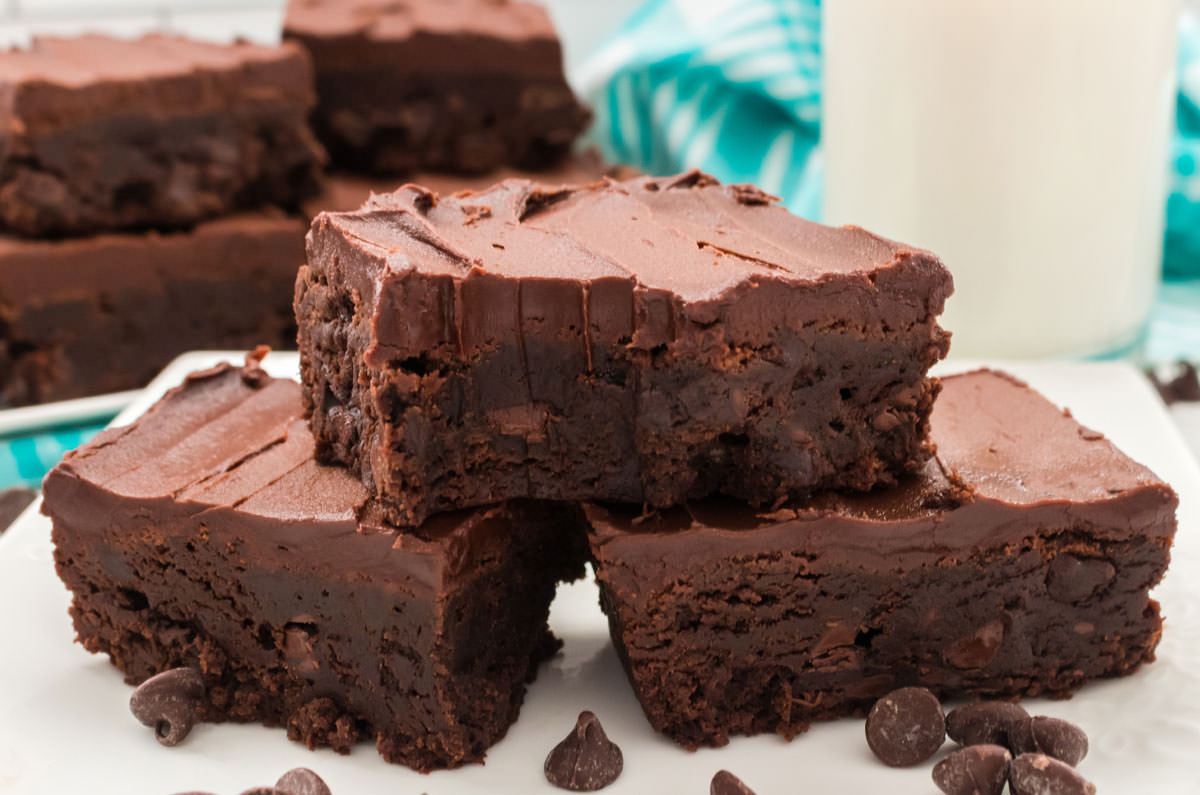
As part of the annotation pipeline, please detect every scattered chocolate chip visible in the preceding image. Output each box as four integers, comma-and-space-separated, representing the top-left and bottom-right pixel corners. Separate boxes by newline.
0, 486, 36, 532
240, 789, 282, 795
865, 686, 946, 767
1147, 362, 1200, 405
544, 711, 623, 791
946, 701, 1030, 748
129, 667, 206, 746
1010, 716, 1089, 766
275, 768, 332, 795
1009, 753, 1096, 795
711, 769, 756, 795
932, 744, 1011, 795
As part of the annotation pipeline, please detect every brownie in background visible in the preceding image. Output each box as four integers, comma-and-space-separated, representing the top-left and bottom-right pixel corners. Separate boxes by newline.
43, 361, 588, 771
284, 0, 590, 175
586, 371, 1177, 748
0, 35, 325, 237
296, 171, 953, 526
0, 213, 304, 405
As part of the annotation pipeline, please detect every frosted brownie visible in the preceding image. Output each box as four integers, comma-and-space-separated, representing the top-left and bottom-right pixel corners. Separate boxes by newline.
0, 34, 324, 236
0, 212, 304, 405
301, 150, 636, 217
585, 370, 1178, 748
43, 359, 586, 771
296, 171, 953, 526
283, 0, 589, 174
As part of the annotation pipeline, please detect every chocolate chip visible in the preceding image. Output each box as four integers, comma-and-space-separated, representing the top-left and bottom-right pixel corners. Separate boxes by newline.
711, 769, 756, 795
1009, 753, 1096, 795
932, 744, 1011, 795
544, 711, 623, 791
865, 686, 946, 767
275, 768, 331, 795
240, 789, 283, 795
1010, 716, 1089, 766
1046, 555, 1115, 604
946, 701, 1030, 748
129, 667, 206, 747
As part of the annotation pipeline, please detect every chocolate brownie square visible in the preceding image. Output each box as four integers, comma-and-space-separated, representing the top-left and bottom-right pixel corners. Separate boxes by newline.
586, 370, 1177, 748
0, 212, 305, 405
296, 171, 953, 526
284, 0, 590, 174
43, 359, 587, 771
0, 34, 324, 236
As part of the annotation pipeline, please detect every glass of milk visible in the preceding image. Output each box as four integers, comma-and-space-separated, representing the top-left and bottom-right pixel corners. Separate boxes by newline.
822, 0, 1180, 358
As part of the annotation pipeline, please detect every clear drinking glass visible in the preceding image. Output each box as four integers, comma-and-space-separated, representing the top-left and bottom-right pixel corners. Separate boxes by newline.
822, 0, 1181, 358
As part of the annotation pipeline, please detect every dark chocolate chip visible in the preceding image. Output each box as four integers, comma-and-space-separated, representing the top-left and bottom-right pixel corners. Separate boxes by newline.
0, 486, 36, 532
1046, 555, 1116, 604
932, 744, 1011, 795
129, 667, 205, 747
1147, 362, 1200, 405
1009, 753, 1096, 795
946, 701, 1030, 748
711, 769, 756, 795
544, 711, 623, 791
240, 789, 283, 795
1010, 716, 1089, 766
275, 768, 332, 795
864, 686, 946, 767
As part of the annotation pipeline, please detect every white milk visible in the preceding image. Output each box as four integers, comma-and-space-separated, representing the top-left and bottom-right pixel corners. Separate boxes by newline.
822, 0, 1180, 358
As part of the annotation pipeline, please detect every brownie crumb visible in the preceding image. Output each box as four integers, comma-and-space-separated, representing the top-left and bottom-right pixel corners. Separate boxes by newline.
241, 346, 272, 388
544, 711, 623, 791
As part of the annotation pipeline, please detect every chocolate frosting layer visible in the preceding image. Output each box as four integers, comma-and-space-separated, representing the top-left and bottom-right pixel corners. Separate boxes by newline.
0, 34, 315, 134
284, 0, 563, 75
586, 370, 1179, 572
308, 171, 953, 364
42, 361, 521, 591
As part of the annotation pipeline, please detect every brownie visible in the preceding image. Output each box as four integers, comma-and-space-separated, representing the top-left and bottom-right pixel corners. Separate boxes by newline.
301, 150, 637, 218
296, 171, 953, 526
284, 0, 590, 174
0, 34, 324, 237
42, 360, 587, 771
0, 212, 305, 406
585, 370, 1178, 749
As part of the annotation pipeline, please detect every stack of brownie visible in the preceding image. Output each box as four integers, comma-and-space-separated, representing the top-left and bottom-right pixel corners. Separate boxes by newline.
0, 34, 326, 405
284, 0, 625, 221
43, 170, 1178, 774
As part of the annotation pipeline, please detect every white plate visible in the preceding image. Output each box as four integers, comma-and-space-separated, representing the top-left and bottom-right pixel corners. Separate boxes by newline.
1, 351, 1198, 794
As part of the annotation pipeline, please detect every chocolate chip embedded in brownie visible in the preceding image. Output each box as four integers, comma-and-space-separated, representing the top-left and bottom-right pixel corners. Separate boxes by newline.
585, 370, 1177, 748
43, 363, 587, 772
296, 171, 953, 526
0, 34, 324, 237
284, 0, 590, 175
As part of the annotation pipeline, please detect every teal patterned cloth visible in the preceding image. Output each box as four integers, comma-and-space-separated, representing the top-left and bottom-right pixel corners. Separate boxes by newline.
581, 0, 1200, 280
0, 423, 109, 490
